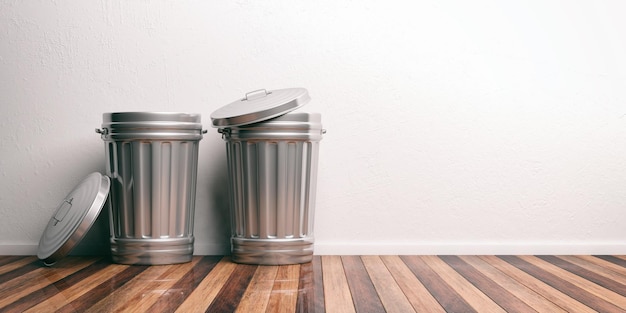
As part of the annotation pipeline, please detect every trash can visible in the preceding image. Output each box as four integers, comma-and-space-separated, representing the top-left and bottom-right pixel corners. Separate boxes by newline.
98, 112, 204, 265
211, 88, 324, 265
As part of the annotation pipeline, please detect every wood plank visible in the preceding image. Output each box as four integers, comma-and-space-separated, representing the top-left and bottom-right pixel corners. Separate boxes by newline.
321, 255, 356, 313
440, 255, 537, 312
56, 264, 149, 313
235, 265, 278, 313
0, 258, 40, 284
381, 255, 445, 312
480, 256, 595, 313
0, 256, 38, 276
295, 260, 316, 313
594, 255, 626, 271
308, 255, 325, 313
341, 256, 385, 313
421, 255, 506, 313
500, 255, 624, 312
543, 256, 626, 297
83, 263, 174, 313
0, 257, 98, 310
361, 255, 416, 313
266, 265, 300, 313
115, 257, 204, 312
4, 258, 107, 313
572, 255, 626, 284
400, 255, 477, 312
460, 256, 567, 313
147, 256, 222, 312
206, 263, 258, 312
530, 255, 626, 308
23, 261, 129, 313
0, 256, 27, 268
175, 257, 237, 313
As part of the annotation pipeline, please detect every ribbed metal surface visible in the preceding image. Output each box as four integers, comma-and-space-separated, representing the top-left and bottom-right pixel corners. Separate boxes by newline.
222, 113, 322, 265
101, 112, 202, 265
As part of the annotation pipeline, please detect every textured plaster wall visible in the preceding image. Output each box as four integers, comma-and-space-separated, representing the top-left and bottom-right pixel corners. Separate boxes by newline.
1, 0, 626, 255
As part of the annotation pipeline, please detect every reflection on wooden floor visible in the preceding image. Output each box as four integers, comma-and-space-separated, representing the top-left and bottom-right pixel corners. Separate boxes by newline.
1, 255, 626, 312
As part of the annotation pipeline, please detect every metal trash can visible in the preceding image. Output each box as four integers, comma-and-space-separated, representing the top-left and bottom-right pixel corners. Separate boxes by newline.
97, 112, 204, 265
211, 88, 324, 265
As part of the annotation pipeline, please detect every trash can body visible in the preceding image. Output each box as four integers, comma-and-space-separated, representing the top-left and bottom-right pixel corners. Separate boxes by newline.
224, 113, 322, 264
212, 88, 323, 265
99, 112, 203, 265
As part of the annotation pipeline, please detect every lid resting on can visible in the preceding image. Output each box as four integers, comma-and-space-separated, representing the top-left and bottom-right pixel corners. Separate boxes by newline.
211, 88, 310, 128
37, 172, 110, 266
102, 112, 202, 125
98, 112, 204, 141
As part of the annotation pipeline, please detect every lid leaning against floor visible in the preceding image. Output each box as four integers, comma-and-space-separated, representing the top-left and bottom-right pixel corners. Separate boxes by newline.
37, 172, 110, 266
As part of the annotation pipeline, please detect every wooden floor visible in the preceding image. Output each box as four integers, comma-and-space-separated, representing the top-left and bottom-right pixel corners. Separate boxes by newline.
1, 255, 626, 312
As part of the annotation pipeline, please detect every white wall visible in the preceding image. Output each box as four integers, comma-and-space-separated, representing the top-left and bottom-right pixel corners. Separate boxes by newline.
1, 0, 625, 256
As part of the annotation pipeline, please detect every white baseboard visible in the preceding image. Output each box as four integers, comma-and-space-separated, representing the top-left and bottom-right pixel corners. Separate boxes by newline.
3, 242, 626, 256
0, 243, 231, 256
311, 242, 626, 255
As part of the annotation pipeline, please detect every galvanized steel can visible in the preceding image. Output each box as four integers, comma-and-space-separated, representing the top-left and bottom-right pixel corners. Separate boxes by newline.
98, 112, 204, 265
211, 88, 324, 265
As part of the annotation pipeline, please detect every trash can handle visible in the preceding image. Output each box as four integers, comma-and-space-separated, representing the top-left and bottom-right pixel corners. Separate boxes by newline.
53, 198, 73, 226
243, 89, 272, 101
218, 128, 231, 139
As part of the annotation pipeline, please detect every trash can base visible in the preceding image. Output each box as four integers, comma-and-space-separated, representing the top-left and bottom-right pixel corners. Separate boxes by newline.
111, 237, 194, 265
231, 237, 313, 265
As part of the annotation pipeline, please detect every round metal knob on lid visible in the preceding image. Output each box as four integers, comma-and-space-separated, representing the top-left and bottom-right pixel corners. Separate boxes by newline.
210, 88, 311, 128
37, 172, 110, 266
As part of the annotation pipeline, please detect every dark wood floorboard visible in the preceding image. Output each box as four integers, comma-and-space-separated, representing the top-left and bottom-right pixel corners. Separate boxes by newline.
58, 264, 149, 313
499, 255, 624, 312
401, 255, 476, 312
310, 255, 325, 313
147, 256, 221, 312
440, 255, 536, 312
1, 258, 108, 312
296, 260, 315, 313
538, 255, 626, 297
341, 255, 385, 313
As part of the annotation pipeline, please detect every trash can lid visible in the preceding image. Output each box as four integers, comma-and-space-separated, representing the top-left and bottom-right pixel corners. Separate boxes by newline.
37, 172, 110, 266
210, 88, 310, 128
